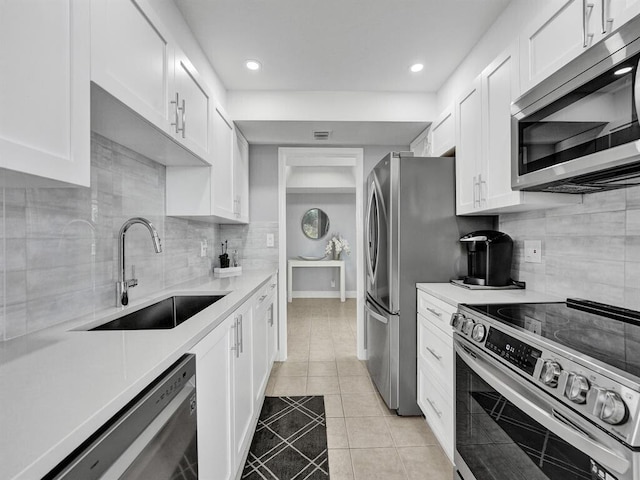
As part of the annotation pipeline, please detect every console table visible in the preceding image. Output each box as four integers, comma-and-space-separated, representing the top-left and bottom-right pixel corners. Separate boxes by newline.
287, 259, 345, 302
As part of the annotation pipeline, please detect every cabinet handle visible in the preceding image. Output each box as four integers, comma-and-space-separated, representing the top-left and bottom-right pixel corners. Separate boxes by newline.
479, 173, 487, 206
170, 93, 180, 134
239, 314, 243, 354
231, 320, 239, 358
178, 99, 186, 138
426, 346, 442, 361
601, 0, 612, 34
426, 307, 442, 318
268, 308, 273, 326
259, 294, 267, 303
473, 176, 480, 207
426, 397, 443, 417
270, 283, 276, 289
583, 0, 595, 47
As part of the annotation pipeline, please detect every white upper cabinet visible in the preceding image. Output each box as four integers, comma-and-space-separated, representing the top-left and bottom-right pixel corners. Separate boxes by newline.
212, 106, 236, 219
173, 48, 212, 162
606, 0, 640, 32
410, 128, 431, 157
0, 0, 90, 187
456, 45, 581, 215
91, 0, 171, 128
90, 0, 211, 166
519, 0, 640, 94
233, 129, 250, 223
455, 77, 483, 214
429, 105, 455, 157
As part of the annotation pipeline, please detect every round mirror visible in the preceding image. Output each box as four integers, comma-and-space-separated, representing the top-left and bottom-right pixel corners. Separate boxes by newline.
301, 208, 330, 240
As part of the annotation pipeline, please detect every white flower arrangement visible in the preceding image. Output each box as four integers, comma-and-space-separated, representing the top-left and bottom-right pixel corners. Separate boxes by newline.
325, 233, 351, 258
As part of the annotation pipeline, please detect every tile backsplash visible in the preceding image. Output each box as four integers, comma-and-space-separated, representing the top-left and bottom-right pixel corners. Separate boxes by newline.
500, 185, 640, 309
0, 133, 222, 340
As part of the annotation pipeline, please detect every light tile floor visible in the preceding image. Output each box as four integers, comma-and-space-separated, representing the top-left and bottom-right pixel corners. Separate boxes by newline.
264, 298, 454, 480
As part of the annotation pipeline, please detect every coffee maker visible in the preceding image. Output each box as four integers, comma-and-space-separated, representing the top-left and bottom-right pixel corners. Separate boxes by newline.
459, 230, 513, 286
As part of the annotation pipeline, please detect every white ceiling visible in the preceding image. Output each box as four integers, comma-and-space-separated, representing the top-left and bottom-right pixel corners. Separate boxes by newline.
175, 0, 511, 144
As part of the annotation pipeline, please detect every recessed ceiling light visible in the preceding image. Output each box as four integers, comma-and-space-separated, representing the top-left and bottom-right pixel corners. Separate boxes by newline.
246, 60, 261, 71
410, 63, 424, 73
614, 66, 633, 75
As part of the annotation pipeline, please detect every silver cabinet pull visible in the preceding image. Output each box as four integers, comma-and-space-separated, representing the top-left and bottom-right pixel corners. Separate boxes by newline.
239, 314, 243, 354
601, 0, 613, 34
426, 347, 442, 361
478, 173, 487, 206
178, 98, 186, 138
426, 397, 442, 417
473, 176, 480, 207
270, 283, 276, 289
426, 307, 442, 318
231, 320, 239, 358
170, 92, 180, 133
583, 0, 595, 47
259, 295, 267, 303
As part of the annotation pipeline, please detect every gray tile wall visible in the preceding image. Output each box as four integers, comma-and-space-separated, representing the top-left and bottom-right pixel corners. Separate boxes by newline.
217, 221, 279, 272
0, 133, 220, 340
499, 186, 640, 309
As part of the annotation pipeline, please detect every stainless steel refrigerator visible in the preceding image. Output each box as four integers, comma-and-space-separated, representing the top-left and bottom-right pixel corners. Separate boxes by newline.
365, 152, 493, 415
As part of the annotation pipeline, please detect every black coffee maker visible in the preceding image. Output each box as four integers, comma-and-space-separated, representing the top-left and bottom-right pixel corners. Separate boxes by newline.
459, 230, 513, 286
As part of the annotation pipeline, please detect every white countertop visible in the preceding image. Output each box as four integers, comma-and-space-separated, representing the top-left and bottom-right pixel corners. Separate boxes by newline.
0, 269, 277, 480
416, 282, 562, 307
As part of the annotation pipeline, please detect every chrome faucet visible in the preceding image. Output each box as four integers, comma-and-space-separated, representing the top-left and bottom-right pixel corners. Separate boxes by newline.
117, 217, 162, 306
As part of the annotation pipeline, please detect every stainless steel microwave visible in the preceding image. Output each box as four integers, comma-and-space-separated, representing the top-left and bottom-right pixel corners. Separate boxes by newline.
511, 14, 640, 193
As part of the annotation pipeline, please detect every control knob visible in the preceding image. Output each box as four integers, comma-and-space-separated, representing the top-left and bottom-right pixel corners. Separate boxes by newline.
471, 323, 486, 342
564, 373, 589, 404
539, 360, 562, 388
450, 313, 465, 331
589, 388, 628, 425
462, 318, 475, 336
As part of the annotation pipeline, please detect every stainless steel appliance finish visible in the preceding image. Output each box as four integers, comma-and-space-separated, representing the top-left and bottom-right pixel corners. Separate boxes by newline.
453, 301, 640, 480
511, 14, 640, 194
46, 355, 198, 480
364, 152, 493, 415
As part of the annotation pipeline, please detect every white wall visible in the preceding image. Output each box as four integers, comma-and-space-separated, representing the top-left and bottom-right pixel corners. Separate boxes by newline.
436, 0, 552, 112
229, 91, 437, 122
287, 193, 357, 294
249, 145, 279, 222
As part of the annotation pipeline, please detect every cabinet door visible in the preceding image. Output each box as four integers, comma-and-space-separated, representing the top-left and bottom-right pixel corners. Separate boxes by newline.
232, 302, 254, 462
91, 0, 171, 131
519, 0, 593, 94
174, 48, 212, 163
605, 0, 640, 32
0, 0, 90, 187
482, 45, 521, 211
455, 77, 482, 215
212, 106, 235, 219
233, 128, 250, 222
267, 280, 279, 364
189, 316, 234, 480
252, 299, 269, 407
430, 106, 454, 157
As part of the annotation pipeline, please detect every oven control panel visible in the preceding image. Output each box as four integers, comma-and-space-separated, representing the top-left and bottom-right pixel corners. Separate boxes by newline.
484, 328, 542, 376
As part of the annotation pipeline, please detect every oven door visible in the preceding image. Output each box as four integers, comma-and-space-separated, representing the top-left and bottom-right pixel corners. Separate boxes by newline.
454, 337, 634, 480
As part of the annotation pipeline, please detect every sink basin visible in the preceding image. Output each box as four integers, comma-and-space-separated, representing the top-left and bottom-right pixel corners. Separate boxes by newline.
91, 295, 226, 330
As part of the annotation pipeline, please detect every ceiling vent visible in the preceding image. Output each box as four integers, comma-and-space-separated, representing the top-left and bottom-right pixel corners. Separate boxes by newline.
313, 130, 331, 141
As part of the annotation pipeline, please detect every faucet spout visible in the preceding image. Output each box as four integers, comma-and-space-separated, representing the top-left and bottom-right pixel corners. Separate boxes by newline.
117, 217, 162, 307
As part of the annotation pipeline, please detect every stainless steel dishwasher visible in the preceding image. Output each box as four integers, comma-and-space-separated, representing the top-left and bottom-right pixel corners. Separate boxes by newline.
45, 354, 198, 480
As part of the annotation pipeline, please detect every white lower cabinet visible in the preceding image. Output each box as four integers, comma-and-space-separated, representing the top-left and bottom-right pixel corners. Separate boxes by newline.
416, 290, 456, 462
190, 280, 278, 480
231, 299, 255, 465
189, 315, 235, 480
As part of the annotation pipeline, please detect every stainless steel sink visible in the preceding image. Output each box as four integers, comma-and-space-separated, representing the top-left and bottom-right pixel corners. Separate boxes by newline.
91, 295, 226, 330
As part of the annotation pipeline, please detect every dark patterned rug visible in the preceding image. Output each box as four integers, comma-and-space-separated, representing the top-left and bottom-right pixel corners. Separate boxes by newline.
241, 396, 329, 480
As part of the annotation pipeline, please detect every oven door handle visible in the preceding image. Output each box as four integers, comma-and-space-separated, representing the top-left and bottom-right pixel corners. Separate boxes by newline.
455, 339, 631, 475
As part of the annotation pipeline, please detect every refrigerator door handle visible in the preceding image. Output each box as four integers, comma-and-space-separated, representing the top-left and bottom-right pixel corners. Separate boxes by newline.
365, 183, 377, 281
365, 301, 389, 325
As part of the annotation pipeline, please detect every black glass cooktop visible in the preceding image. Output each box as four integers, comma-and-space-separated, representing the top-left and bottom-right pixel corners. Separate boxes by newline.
465, 299, 640, 378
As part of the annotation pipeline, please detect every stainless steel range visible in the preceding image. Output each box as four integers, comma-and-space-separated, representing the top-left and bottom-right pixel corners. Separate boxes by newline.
452, 299, 640, 480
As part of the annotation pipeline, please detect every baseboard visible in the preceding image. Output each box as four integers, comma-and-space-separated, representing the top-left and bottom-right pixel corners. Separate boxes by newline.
291, 290, 357, 299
